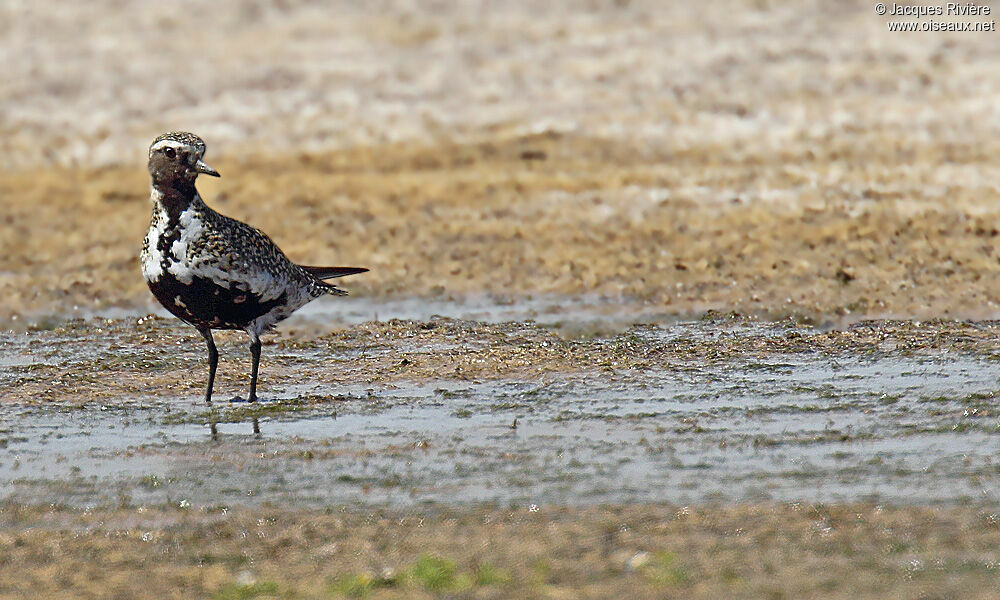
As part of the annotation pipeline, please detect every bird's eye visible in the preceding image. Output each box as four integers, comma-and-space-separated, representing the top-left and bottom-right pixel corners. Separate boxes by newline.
164, 147, 176, 159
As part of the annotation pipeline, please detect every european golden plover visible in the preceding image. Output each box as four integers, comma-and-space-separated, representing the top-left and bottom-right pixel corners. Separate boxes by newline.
140, 132, 367, 403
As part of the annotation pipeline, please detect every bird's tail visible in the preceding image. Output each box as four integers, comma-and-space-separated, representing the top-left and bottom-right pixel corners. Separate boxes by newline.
301, 265, 368, 297
301, 266, 369, 280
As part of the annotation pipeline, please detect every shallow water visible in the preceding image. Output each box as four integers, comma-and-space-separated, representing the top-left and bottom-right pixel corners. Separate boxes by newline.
70, 293, 672, 333
2, 317, 998, 509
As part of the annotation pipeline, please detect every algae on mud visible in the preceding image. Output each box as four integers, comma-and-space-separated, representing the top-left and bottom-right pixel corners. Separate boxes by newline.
2, 501, 999, 600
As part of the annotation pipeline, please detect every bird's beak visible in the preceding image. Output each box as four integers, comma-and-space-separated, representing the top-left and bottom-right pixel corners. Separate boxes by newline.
195, 159, 220, 177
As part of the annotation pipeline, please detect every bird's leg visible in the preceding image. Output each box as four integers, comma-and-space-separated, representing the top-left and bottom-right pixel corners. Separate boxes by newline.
199, 327, 218, 405
230, 333, 263, 404
247, 332, 261, 403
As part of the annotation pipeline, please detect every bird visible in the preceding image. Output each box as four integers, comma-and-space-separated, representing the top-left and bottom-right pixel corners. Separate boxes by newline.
140, 131, 367, 404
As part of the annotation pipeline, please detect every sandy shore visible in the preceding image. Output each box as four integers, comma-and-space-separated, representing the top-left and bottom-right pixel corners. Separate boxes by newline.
5, 132, 1000, 324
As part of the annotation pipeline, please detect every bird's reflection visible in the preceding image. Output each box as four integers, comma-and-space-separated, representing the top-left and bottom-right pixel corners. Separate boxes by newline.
207, 415, 261, 440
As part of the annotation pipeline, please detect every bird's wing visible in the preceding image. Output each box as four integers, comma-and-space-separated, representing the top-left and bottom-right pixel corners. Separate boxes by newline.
190, 212, 312, 302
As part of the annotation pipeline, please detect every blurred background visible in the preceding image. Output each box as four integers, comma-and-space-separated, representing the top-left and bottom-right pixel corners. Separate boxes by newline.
4, 0, 1000, 323
3, 0, 893, 168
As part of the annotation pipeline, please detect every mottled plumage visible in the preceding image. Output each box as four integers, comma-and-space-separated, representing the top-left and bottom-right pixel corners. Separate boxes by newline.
140, 132, 367, 403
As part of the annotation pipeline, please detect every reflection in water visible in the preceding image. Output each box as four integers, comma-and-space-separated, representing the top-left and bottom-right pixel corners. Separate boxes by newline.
207, 415, 261, 440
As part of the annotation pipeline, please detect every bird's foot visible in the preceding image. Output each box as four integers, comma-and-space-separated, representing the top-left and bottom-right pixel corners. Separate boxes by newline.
229, 395, 259, 404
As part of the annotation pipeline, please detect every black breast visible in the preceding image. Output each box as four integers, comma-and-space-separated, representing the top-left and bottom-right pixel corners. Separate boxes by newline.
147, 273, 288, 330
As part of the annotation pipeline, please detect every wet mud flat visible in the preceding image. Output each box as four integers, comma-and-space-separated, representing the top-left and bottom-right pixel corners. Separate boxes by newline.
3, 311, 1000, 509
3, 311, 1000, 598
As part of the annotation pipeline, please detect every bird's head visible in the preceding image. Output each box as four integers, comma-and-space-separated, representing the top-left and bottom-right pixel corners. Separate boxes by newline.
147, 131, 220, 188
